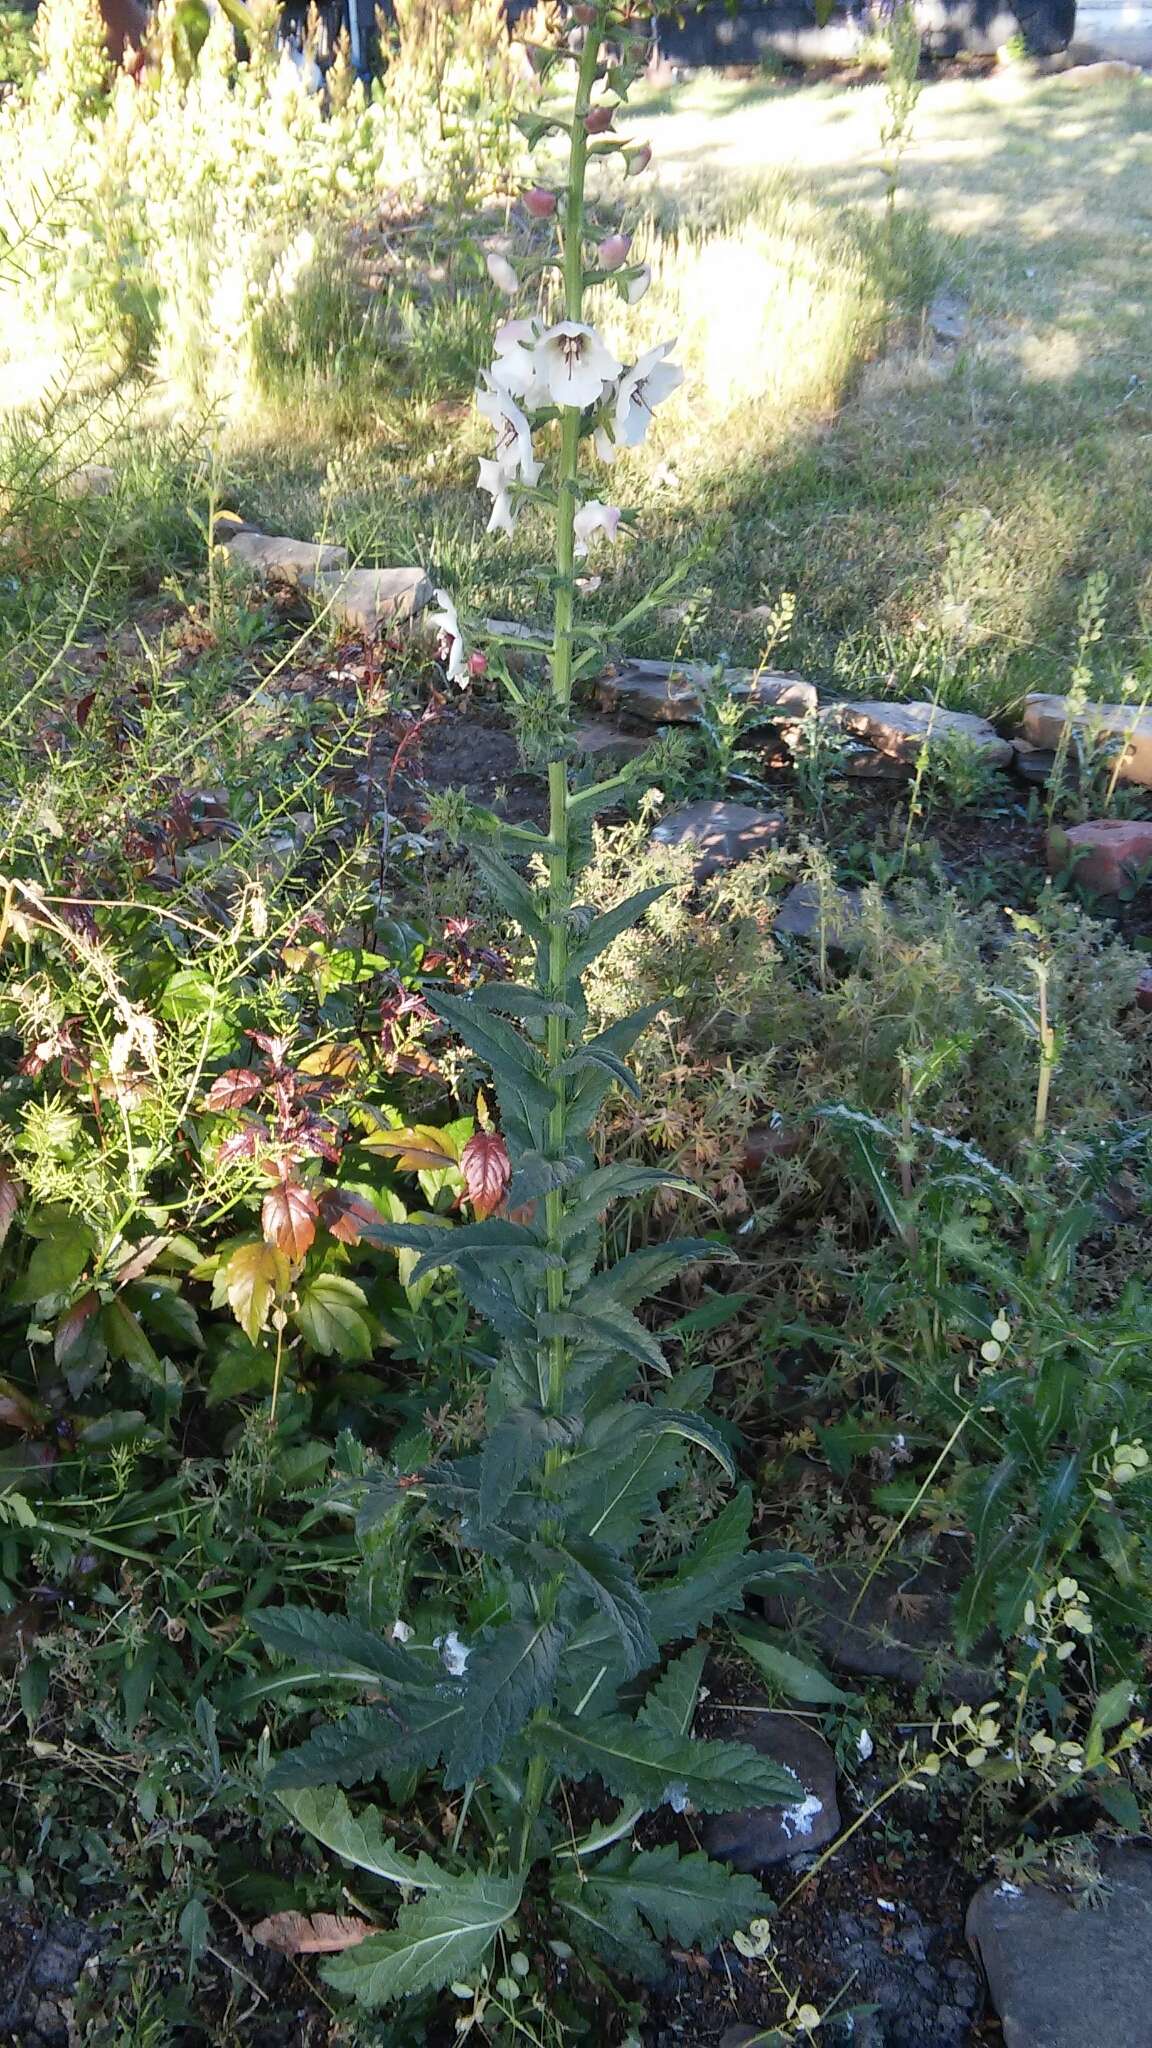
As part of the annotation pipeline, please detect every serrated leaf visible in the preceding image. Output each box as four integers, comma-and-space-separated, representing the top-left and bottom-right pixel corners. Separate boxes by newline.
558, 1165, 699, 1245
277, 1785, 447, 1889
582, 1843, 773, 1949
205, 1068, 264, 1111
552, 1536, 655, 1676
321, 1872, 523, 2007
408, 1218, 562, 1284
472, 846, 549, 945
292, 1273, 373, 1360
634, 1407, 735, 1481
262, 1180, 319, 1260
213, 1240, 289, 1344
123, 1279, 203, 1352
638, 1642, 708, 1739
469, 983, 574, 1022
251, 1606, 432, 1692
578, 1238, 735, 1316
542, 1303, 670, 1378
555, 1873, 665, 1981
478, 1406, 582, 1525
445, 1618, 566, 1786
271, 1685, 471, 1788
531, 1714, 802, 1814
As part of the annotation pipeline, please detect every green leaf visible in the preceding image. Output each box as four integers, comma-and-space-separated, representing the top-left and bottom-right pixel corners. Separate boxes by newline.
271, 1684, 471, 1788
552, 1536, 655, 1677
407, 1218, 562, 1285
732, 1622, 852, 1706
639, 1643, 708, 1739
1096, 1780, 1142, 1829
322, 1872, 523, 2007
445, 1618, 567, 1786
478, 1406, 582, 1526
251, 1606, 433, 1693
469, 982, 574, 1023
205, 1331, 276, 1406
568, 885, 668, 977
292, 1273, 374, 1360
580, 1843, 773, 1949
120, 1644, 160, 1731
558, 1165, 699, 1246
471, 846, 548, 944
101, 1298, 164, 1384
531, 1714, 802, 1814
543, 1303, 671, 1378
277, 1785, 447, 1889
578, 1238, 735, 1315
124, 1279, 203, 1352
635, 1407, 735, 1481
13, 1223, 92, 1304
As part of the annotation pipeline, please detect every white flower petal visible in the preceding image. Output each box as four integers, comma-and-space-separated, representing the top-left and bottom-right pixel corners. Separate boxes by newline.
428, 587, 466, 685
614, 341, 684, 448
537, 321, 622, 411
573, 499, 622, 557
391, 1618, 414, 1643
476, 382, 541, 486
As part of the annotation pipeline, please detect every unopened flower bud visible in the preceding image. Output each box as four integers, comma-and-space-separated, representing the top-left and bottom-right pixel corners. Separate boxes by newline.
584, 105, 614, 134
523, 186, 558, 219
573, 3, 597, 21
597, 232, 632, 271
625, 143, 652, 178
467, 650, 488, 679
485, 252, 519, 296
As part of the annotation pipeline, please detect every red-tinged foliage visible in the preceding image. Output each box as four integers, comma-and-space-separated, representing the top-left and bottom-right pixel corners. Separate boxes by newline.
53, 1289, 102, 1367
317, 1186, 386, 1246
204, 1068, 264, 1112
0, 1167, 24, 1250
261, 1178, 319, 1260
459, 1130, 512, 1220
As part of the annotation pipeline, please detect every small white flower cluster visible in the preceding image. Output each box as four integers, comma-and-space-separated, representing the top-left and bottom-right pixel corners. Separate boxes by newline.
476, 316, 682, 543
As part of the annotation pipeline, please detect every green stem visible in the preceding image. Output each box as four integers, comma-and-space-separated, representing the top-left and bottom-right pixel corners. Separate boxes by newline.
517, 7, 605, 1876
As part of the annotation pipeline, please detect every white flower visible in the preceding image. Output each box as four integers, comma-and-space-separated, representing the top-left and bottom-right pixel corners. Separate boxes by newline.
485, 251, 519, 296
613, 341, 683, 450
573, 499, 621, 557
477, 457, 519, 537
435, 1631, 470, 1676
536, 321, 622, 410
624, 265, 652, 304
477, 381, 541, 486
391, 1618, 414, 1643
428, 589, 466, 686
490, 319, 551, 410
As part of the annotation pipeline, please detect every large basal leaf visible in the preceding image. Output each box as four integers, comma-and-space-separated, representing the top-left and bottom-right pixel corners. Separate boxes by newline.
277, 1785, 447, 1890
579, 1843, 773, 1950
322, 1872, 524, 2007
444, 1618, 567, 1787
531, 1713, 802, 1814
270, 1684, 472, 1788
554, 1870, 665, 1982
251, 1606, 436, 1693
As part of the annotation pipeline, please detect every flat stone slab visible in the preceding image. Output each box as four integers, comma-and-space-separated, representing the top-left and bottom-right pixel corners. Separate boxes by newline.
597, 660, 817, 727
1023, 692, 1152, 788
967, 1845, 1152, 2048
650, 801, 786, 880
772, 880, 864, 944
316, 566, 433, 634
837, 700, 1012, 769
224, 529, 349, 589
1048, 818, 1152, 894
761, 1549, 997, 1704
703, 1710, 837, 1871
572, 718, 650, 767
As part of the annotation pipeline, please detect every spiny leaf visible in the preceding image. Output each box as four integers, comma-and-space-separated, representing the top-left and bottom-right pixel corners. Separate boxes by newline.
638, 1642, 708, 1739
568, 885, 668, 976
276, 1785, 447, 1889
531, 1714, 802, 1814
554, 1873, 665, 1981
558, 1165, 700, 1245
270, 1689, 471, 1788
445, 1619, 567, 1787
251, 1606, 435, 1693
580, 1843, 773, 1949
408, 1218, 562, 1284
321, 1872, 524, 2007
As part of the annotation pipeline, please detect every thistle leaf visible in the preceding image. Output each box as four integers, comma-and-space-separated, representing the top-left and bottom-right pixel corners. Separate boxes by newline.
472, 846, 549, 945
530, 1714, 802, 1814
550, 1535, 656, 1676
322, 1872, 524, 2007
277, 1785, 448, 1890
637, 1642, 708, 1739
568, 886, 667, 976
270, 1689, 470, 1788
478, 1405, 582, 1525
579, 1843, 773, 1949
445, 1618, 567, 1786
250, 1606, 434, 1693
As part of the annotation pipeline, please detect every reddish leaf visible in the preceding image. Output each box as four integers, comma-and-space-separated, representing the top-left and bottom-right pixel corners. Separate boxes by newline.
205, 1069, 264, 1112
0, 1375, 48, 1434
217, 1127, 261, 1164
318, 1186, 386, 1246
251, 1911, 377, 1955
0, 1167, 24, 1251
261, 1180, 319, 1260
54, 1289, 102, 1367
459, 1131, 511, 1221
112, 1235, 169, 1285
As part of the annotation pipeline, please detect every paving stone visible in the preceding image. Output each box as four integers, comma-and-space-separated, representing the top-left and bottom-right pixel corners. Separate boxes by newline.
772, 880, 864, 945
703, 1710, 838, 1871
1047, 818, 1152, 894
224, 529, 349, 589
837, 700, 1012, 769
966, 1844, 1152, 2048
596, 660, 817, 727
316, 565, 433, 633
840, 745, 912, 780
1012, 738, 1056, 787
650, 800, 786, 880
760, 1546, 998, 1704
928, 287, 970, 343
571, 718, 650, 767
1022, 692, 1152, 788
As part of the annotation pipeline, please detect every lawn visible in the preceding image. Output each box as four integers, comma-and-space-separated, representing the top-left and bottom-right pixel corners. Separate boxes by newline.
2, 13, 1152, 2044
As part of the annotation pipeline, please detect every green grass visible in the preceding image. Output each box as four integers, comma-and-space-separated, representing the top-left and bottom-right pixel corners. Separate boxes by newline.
0, 4, 35, 87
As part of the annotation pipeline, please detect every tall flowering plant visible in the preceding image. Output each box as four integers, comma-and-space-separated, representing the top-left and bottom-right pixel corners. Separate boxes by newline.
252, 5, 801, 2014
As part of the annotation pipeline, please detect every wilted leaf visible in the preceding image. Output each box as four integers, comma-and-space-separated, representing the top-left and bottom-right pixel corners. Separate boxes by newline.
362, 1124, 462, 1172
0, 1167, 24, 1250
261, 1180, 319, 1260
215, 1241, 289, 1343
204, 1068, 264, 1112
252, 1911, 377, 1955
459, 1131, 511, 1221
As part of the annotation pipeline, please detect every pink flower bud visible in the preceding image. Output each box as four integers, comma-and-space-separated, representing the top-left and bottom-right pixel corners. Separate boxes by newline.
468, 650, 489, 679
584, 105, 614, 134
523, 186, 558, 219
597, 232, 632, 272
573, 3, 597, 21
625, 143, 652, 178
